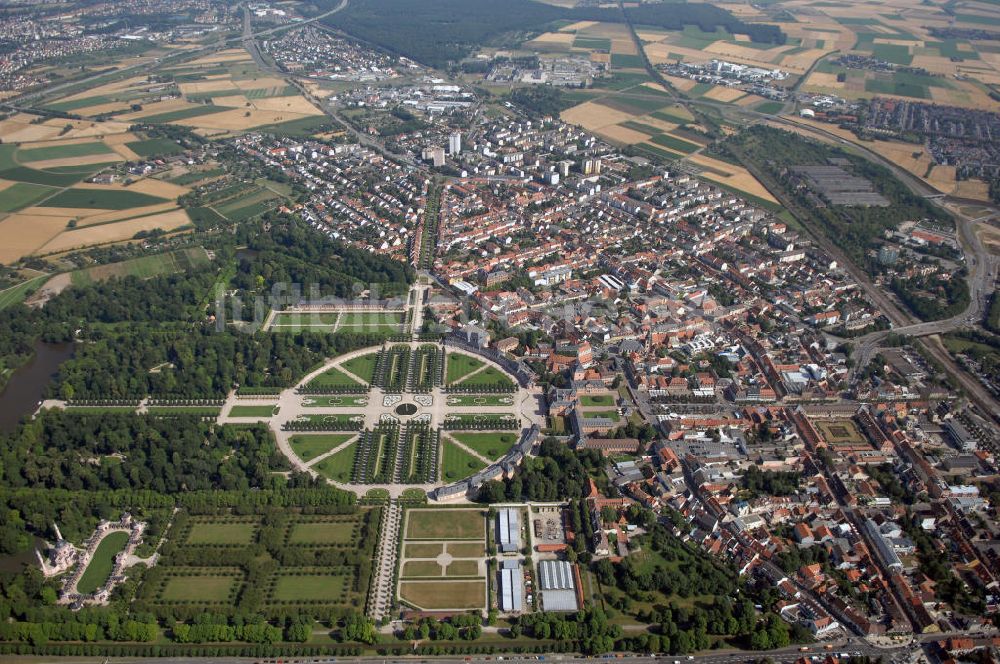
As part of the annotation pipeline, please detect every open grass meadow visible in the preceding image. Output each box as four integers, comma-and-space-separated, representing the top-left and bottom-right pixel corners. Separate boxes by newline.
76, 530, 130, 594
405, 508, 484, 540
289, 433, 355, 463
70, 247, 210, 287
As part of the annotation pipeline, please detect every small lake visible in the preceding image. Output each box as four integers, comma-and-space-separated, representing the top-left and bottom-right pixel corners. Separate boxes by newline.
0, 341, 74, 433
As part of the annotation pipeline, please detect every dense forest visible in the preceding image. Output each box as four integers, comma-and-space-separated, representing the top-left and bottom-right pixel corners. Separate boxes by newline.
323, 0, 784, 68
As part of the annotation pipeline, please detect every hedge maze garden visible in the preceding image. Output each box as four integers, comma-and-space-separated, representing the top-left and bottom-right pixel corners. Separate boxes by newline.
137, 507, 379, 619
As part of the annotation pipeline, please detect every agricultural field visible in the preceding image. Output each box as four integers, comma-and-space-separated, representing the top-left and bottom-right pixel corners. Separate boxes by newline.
398, 508, 488, 610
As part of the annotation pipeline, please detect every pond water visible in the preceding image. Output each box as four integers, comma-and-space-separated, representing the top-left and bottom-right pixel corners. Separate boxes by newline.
0, 341, 74, 433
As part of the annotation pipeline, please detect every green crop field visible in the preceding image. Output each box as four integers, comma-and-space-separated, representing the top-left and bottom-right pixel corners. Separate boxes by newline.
405, 508, 484, 540
137, 105, 229, 124
271, 572, 349, 601
43, 188, 168, 210
228, 405, 278, 417
0, 276, 49, 310
126, 138, 183, 158
186, 521, 258, 545
290, 433, 355, 463
449, 432, 516, 460
160, 573, 241, 602
0, 166, 90, 187
312, 442, 358, 482
446, 354, 484, 384
18, 142, 115, 163
0, 182, 56, 212
650, 133, 700, 154
76, 531, 129, 594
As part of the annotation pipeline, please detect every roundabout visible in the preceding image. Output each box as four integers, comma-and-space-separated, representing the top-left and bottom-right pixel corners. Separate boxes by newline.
251, 341, 544, 499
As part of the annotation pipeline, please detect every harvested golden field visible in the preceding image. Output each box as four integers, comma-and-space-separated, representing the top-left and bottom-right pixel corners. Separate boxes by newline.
121, 179, 189, 199
36, 209, 192, 255
527, 32, 575, 45
102, 132, 143, 161
235, 76, 287, 90
952, 179, 990, 201
686, 153, 778, 203
178, 79, 239, 94
561, 101, 636, 131
701, 86, 746, 102
43, 118, 131, 140
597, 124, 653, 145
119, 98, 195, 121
24, 154, 124, 170
0, 115, 63, 143
250, 96, 322, 115
212, 94, 252, 108
173, 108, 314, 131
0, 180, 14, 193
188, 49, 251, 65
559, 20, 598, 31
63, 202, 180, 228
0, 213, 72, 263
611, 39, 638, 55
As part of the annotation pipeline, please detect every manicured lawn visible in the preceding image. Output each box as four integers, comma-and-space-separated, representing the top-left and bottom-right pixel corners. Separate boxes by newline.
584, 409, 621, 421
18, 141, 115, 162
445, 560, 480, 577
126, 138, 183, 157
404, 542, 442, 558
294, 413, 361, 424
272, 312, 339, 326
401, 560, 443, 577
312, 442, 358, 482
287, 519, 359, 545
338, 311, 404, 325
160, 573, 240, 602
272, 572, 349, 601
0, 182, 56, 212
307, 367, 363, 388
449, 432, 517, 460
186, 522, 257, 545
302, 395, 368, 407
445, 354, 484, 384
453, 366, 514, 388
341, 353, 379, 383
146, 406, 221, 417
43, 188, 168, 210
406, 509, 484, 540
445, 394, 513, 406
399, 580, 485, 610
228, 404, 278, 417
447, 542, 485, 557
444, 413, 517, 427
290, 434, 355, 463
442, 440, 488, 481
76, 531, 129, 594
580, 394, 615, 406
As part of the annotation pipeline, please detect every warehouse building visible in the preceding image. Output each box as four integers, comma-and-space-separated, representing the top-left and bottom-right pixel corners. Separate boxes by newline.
499, 560, 523, 612
497, 507, 520, 553
538, 559, 578, 611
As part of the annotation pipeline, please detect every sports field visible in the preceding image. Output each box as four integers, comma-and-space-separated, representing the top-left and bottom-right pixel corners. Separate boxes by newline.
405, 508, 484, 540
